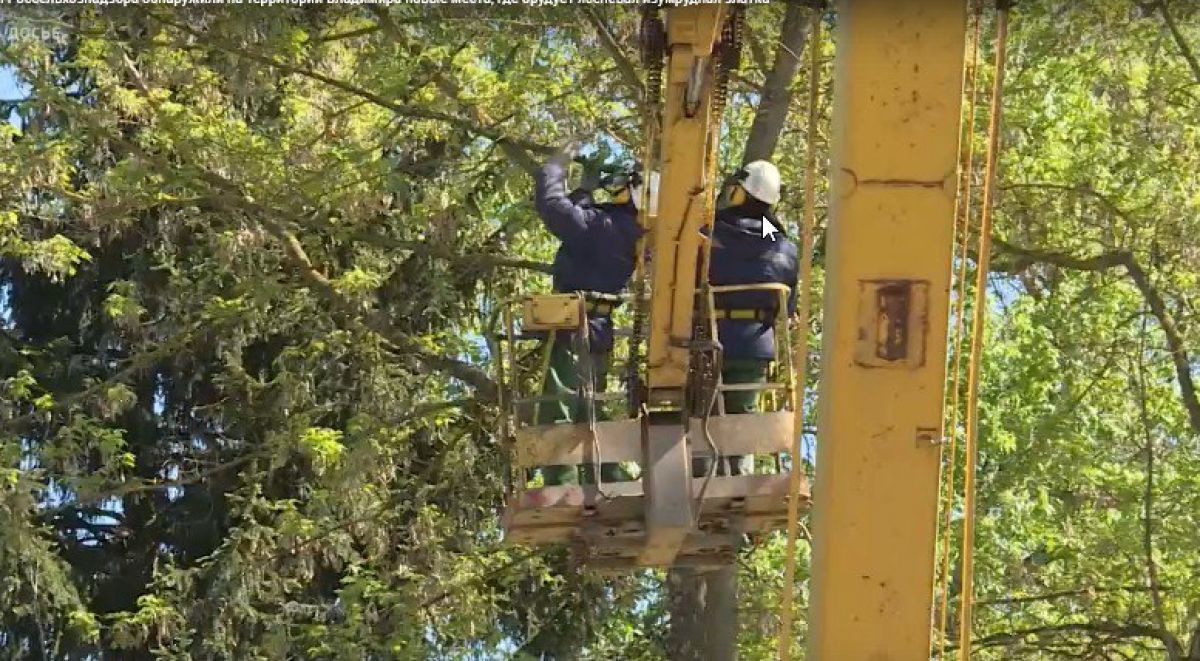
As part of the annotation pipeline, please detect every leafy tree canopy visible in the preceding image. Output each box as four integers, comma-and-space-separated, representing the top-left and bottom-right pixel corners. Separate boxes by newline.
0, 2, 1197, 659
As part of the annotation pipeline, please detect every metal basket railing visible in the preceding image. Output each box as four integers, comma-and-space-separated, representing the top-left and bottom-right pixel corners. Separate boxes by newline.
704, 282, 797, 415
493, 283, 798, 490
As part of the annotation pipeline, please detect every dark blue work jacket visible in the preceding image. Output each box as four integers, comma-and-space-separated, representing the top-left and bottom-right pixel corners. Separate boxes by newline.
534, 159, 641, 353
708, 207, 799, 361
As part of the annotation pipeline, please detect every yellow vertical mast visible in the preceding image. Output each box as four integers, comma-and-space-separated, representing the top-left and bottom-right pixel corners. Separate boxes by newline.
806, 0, 967, 657
644, 4, 726, 402
636, 3, 728, 567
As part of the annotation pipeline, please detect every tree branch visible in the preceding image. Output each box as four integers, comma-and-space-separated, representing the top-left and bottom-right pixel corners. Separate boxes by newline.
195, 174, 500, 402
1, 328, 196, 435
468, 255, 553, 275
420, 549, 539, 609
152, 15, 552, 164
743, 22, 771, 77
317, 24, 381, 43
1000, 182, 1138, 226
976, 584, 1171, 607
993, 238, 1200, 434
87, 113, 500, 402
1153, 0, 1200, 85
343, 230, 551, 275
966, 621, 1183, 658
79, 56, 501, 399
1133, 328, 1175, 659
742, 2, 812, 163
369, 6, 542, 175
992, 238, 1130, 272
580, 7, 644, 102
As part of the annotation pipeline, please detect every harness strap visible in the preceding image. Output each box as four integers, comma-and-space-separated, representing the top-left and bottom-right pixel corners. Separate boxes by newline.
568, 292, 621, 317
713, 308, 775, 322
586, 301, 616, 316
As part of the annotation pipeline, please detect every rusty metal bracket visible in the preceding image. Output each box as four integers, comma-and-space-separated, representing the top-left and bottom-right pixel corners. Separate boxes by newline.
854, 279, 930, 369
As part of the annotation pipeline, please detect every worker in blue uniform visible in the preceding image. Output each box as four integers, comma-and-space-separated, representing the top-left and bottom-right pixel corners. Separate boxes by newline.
532, 153, 646, 486
705, 160, 798, 476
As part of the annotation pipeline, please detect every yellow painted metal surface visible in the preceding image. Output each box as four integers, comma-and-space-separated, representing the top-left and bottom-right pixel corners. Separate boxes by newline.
645, 4, 725, 396
806, 1, 967, 658
522, 294, 583, 331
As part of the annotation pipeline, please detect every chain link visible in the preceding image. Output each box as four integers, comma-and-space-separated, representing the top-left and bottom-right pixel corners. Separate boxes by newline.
628, 7, 665, 417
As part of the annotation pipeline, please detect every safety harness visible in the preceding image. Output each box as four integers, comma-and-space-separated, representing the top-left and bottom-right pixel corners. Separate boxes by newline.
582, 292, 624, 317
712, 308, 775, 322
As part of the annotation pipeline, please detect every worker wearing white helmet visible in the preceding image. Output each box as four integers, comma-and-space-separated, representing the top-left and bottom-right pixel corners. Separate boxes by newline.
701, 159, 798, 477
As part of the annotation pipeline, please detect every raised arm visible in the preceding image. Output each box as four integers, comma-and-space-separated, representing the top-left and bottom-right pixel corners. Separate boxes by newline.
567, 188, 595, 206
534, 157, 603, 244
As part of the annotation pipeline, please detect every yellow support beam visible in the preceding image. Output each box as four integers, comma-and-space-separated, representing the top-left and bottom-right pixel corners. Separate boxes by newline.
645, 4, 726, 398
806, 1, 967, 658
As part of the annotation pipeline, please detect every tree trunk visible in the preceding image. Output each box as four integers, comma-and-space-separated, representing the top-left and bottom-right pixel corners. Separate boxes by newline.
742, 3, 812, 164
703, 565, 739, 659
1186, 621, 1200, 661
667, 566, 739, 661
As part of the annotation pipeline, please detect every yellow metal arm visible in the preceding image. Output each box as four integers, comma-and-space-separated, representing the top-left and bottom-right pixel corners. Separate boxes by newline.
644, 4, 727, 401
499, 3, 813, 575
636, 4, 729, 565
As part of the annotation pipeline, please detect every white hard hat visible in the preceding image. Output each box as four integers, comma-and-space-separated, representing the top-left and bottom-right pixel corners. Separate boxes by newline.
738, 160, 781, 206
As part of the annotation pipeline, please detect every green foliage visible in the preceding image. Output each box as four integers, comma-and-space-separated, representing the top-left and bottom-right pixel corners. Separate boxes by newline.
0, 2, 1196, 659
297, 427, 345, 476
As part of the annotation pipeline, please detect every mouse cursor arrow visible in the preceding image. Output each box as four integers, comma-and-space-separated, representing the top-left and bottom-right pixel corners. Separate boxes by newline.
761, 217, 779, 241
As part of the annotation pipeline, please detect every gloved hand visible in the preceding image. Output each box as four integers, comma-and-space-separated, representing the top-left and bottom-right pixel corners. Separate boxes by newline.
577, 156, 605, 193
572, 141, 616, 192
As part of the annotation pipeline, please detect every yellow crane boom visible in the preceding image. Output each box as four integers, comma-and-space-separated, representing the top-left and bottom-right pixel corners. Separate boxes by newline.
638, 3, 730, 567
502, 3, 801, 574
644, 4, 726, 401
504, 2, 978, 655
